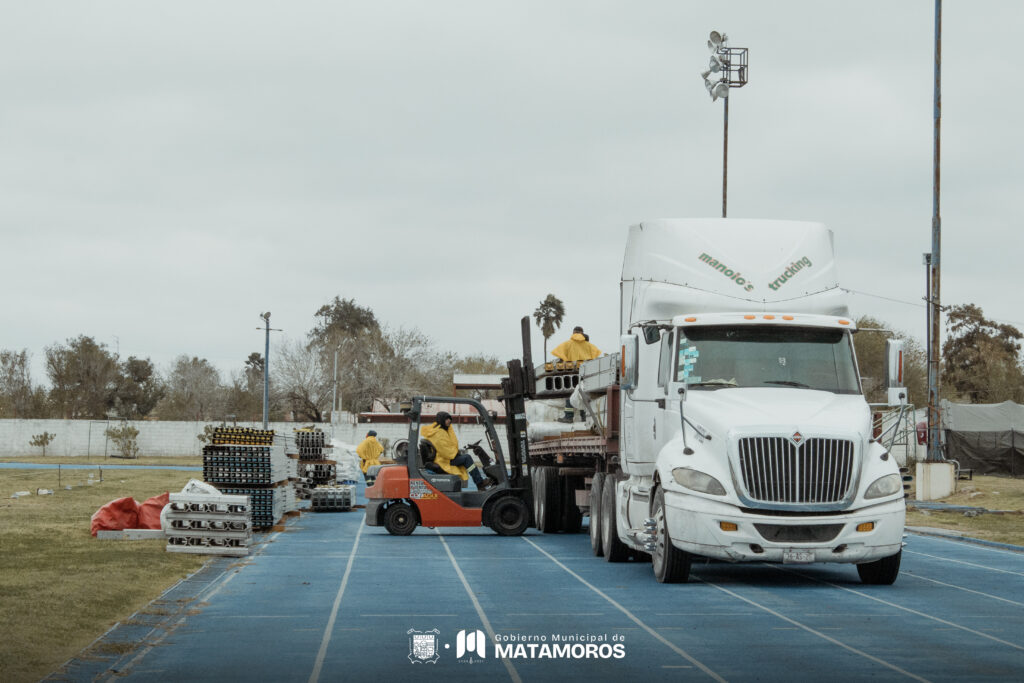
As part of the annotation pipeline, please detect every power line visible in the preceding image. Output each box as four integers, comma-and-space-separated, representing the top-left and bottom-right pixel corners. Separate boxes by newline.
844, 288, 1024, 329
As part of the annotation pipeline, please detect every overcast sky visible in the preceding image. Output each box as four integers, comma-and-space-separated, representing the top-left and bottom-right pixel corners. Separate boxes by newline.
2, 1, 1021, 385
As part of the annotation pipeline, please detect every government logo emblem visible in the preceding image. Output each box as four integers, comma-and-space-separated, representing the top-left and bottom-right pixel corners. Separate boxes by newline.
408, 628, 440, 664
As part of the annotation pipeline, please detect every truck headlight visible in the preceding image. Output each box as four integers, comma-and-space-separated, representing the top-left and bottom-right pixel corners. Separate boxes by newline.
864, 473, 901, 499
672, 468, 726, 496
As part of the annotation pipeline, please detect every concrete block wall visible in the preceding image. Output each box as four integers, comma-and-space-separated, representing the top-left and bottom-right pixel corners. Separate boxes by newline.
0, 417, 495, 458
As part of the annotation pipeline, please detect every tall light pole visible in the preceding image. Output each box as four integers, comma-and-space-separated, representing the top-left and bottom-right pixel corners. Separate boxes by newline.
701, 31, 748, 218
926, 0, 943, 462
258, 312, 282, 430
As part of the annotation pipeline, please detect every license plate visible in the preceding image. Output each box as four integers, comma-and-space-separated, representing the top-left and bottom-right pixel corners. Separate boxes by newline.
783, 549, 815, 564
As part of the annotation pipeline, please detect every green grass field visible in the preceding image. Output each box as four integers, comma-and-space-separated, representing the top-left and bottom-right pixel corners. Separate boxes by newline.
0, 463, 206, 683
906, 474, 1024, 546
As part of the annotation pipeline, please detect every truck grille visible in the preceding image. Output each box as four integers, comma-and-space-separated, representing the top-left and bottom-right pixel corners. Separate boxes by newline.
737, 437, 854, 504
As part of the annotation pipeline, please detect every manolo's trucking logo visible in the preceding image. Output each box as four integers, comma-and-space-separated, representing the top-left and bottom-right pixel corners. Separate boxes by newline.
698, 252, 813, 292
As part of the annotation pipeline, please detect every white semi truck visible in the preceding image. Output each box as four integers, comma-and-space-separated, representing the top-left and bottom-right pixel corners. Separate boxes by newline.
519, 218, 906, 584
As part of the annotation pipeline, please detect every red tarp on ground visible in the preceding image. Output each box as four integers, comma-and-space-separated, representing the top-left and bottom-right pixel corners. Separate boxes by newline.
90, 492, 169, 536
138, 492, 169, 529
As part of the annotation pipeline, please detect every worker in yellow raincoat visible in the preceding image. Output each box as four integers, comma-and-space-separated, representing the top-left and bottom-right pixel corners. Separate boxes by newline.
551, 326, 601, 362
552, 327, 602, 422
420, 412, 494, 490
356, 430, 384, 485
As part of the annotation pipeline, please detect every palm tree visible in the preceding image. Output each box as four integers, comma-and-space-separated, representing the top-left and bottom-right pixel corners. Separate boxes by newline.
533, 294, 565, 358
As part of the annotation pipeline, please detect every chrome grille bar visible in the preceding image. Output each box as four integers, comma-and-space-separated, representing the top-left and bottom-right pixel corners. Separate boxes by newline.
738, 437, 854, 504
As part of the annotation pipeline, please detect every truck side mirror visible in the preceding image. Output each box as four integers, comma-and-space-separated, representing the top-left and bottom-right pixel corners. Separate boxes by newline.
643, 326, 661, 345
620, 334, 639, 390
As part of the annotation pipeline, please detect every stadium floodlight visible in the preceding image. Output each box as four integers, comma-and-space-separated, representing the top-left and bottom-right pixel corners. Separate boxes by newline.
699, 30, 749, 217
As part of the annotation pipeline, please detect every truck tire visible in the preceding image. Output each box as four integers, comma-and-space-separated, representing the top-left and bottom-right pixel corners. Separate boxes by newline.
652, 488, 691, 583
589, 472, 605, 556
537, 467, 561, 533
488, 496, 530, 536
383, 502, 418, 536
560, 475, 583, 534
601, 476, 630, 562
856, 550, 901, 585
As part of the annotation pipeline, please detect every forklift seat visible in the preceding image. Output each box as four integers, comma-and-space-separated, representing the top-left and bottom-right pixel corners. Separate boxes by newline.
417, 440, 462, 492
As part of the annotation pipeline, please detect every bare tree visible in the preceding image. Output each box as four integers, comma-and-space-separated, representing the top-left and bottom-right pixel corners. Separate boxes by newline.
275, 339, 332, 422
0, 349, 37, 417
156, 356, 224, 420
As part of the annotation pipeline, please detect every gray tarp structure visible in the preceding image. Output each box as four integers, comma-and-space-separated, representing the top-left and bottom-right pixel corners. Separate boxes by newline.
941, 399, 1024, 475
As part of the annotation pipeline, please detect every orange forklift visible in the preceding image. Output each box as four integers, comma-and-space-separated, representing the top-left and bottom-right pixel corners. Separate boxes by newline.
364, 385, 533, 536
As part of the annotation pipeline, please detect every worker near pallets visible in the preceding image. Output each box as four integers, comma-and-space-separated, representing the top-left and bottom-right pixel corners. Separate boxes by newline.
551, 326, 601, 362
357, 430, 384, 485
420, 412, 495, 490
551, 327, 602, 423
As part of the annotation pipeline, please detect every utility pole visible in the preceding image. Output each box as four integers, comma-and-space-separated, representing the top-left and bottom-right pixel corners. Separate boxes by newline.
258, 312, 282, 430
926, 0, 943, 463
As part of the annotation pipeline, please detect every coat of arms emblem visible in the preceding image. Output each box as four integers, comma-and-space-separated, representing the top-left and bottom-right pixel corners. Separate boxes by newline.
408, 628, 440, 664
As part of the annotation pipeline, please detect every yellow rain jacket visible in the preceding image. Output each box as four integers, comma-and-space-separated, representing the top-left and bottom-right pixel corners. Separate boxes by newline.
551, 333, 602, 362
356, 436, 384, 473
420, 422, 467, 481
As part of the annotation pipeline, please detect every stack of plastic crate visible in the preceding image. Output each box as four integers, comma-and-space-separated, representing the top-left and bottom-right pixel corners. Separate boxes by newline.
164, 491, 251, 556
204, 427, 289, 529
310, 484, 354, 512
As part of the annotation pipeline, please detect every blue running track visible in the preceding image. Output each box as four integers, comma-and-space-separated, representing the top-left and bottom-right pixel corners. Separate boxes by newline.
52, 491, 1024, 683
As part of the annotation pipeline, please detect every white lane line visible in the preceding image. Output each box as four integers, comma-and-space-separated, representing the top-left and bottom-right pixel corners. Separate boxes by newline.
437, 532, 522, 683
98, 528, 287, 683
522, 537, 727, 683
359, 614, 459, 617
308, 523, 365, 683
776, 567, 1024, 652
905, 572, 1024, 607
698, 578, 930, 683
905, 550, 1024, 577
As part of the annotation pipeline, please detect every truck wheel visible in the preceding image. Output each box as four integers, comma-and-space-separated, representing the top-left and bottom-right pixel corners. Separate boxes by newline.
589, 472, 605, 556
489, 496, 530, 536
537, 467, 561, 533
856, 550, 901, 585
601, 476, 630, 562
560, 475, 583, 534
383, 502, 418, 536
652, 488, 691, 582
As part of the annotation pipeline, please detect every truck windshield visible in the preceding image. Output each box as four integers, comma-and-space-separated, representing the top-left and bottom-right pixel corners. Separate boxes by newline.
676, 326, 861, 394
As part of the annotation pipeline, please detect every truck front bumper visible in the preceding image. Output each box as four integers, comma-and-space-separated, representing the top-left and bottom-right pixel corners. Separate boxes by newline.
663, 490, 905, 565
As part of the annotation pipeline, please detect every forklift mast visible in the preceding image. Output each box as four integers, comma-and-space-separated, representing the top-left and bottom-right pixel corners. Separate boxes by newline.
499, 317, 536, 491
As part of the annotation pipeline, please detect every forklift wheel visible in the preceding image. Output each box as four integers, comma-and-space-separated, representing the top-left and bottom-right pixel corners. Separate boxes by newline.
383, 502, 418, 536
489, 496, 530, 536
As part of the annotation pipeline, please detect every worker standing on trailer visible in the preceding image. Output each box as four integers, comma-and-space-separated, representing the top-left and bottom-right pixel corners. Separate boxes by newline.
356, 430, 384, 485
551, 327, 602, 423
421, 412, 494, 490
550, 326, 601, 362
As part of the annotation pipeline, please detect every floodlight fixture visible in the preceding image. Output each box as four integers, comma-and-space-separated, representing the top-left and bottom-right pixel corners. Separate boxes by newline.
708, 30, 727, 50
698, 29, 749, 218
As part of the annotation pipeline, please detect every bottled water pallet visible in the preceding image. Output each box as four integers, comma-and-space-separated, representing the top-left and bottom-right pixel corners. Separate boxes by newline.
310, 485, 354, 512
300, 461, 337, 486
202, 445, 289, 485
165, 492, 251, 557
210, 427, 275, 446
214, 486, 287, 529
202, 467, 290, 485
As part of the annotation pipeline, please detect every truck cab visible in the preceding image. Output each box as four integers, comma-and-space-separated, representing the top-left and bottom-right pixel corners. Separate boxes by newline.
604, 219, 905, 583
